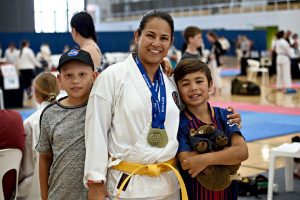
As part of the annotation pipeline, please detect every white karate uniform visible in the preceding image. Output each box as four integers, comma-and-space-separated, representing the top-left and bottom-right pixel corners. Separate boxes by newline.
208, 58, 222, 90
17, 47, 41, 70
84, 54, 180, 199
18, 101, 50, 200
275, 38, 293, 89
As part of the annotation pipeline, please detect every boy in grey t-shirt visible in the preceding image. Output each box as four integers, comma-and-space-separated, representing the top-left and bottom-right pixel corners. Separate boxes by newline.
181, 26, 203, 61
36, 49, 97, 200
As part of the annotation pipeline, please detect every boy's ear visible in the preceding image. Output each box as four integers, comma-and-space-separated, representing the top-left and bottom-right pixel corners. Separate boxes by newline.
57, 74, 64, 90
92, 71, 98, 79
187, 37, 191, 45
57, 74, 61, 82
57, 74, 63, 86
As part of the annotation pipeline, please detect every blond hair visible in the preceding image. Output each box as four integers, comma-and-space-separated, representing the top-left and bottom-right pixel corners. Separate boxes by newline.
33, 72, 59, 102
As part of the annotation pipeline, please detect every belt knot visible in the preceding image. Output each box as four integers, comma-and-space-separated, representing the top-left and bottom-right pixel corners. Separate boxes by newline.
146, 164, 160, 176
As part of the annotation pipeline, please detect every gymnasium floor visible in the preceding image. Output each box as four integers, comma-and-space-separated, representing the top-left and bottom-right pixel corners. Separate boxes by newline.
210, 57, 300, 178
211, 79, 300, 177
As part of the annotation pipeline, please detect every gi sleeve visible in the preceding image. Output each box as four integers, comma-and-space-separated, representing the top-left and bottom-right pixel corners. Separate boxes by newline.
84, 72, 114, 187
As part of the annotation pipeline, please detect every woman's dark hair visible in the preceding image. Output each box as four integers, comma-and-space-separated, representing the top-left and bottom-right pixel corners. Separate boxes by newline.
276, 30, 285, 39
71, 11, 97, 42
19, 40, 29, 57
137, 10, 174, 39
206, 31, 218, 41
174, 59, 213, 86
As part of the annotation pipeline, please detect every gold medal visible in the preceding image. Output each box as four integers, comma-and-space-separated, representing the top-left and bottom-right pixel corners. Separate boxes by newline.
147, 128, 168, 148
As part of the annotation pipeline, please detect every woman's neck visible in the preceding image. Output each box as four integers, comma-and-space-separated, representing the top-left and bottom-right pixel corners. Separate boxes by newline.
145, 67, 158, 82
138, 56, 160, 83
77, 36, 94, 48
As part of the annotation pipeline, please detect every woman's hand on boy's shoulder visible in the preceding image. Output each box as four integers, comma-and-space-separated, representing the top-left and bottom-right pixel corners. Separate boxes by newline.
161, 58, 174, 77
226, 106, 242, 128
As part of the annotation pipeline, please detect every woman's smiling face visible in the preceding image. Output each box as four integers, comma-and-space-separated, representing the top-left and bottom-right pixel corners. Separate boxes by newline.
135, 17, 172, 68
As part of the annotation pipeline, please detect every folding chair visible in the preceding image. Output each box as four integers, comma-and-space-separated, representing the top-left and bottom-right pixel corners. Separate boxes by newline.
247, 59, 269, 88
0, 149, 22, 200
267, 143, 300, 200
0, 88, 4, 109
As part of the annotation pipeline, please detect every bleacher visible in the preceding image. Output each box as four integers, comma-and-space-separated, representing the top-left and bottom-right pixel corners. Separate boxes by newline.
105, 0, 300, 22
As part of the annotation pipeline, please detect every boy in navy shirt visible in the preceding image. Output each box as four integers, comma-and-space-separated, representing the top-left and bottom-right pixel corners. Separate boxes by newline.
174, 59, 248, 200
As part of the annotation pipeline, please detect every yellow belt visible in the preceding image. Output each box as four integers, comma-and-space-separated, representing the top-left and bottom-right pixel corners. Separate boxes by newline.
111, 158, 188, 200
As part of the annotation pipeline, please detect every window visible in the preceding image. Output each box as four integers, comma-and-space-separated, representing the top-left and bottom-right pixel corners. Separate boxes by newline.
34, 0, 85, 33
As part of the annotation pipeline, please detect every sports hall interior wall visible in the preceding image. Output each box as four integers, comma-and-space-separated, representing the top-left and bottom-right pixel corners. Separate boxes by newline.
0, 30, 266, 56
0, 0, 35, 32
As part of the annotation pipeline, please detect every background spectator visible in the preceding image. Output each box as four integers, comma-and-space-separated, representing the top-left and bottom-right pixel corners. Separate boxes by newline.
4, 42, 19, 66
36, 43, 52, 73
70, 11, 102, 70
17, 40, 41, 98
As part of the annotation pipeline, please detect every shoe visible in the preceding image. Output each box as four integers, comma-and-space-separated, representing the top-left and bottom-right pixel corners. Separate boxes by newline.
285, 88, 297, 94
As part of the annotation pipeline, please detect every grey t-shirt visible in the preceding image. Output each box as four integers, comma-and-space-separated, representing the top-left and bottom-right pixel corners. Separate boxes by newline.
36, 98, 88, 200
180, 51, 201, 61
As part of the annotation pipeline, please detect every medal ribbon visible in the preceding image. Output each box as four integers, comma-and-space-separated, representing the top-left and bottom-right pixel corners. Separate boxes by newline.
135, 56, 166, 129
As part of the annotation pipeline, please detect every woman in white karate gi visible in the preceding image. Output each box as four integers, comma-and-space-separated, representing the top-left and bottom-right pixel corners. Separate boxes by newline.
84, 10, 241, 200
84, 10, 185, 200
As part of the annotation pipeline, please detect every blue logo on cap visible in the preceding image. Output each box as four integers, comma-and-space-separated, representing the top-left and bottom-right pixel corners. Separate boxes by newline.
67, 49, 79, 57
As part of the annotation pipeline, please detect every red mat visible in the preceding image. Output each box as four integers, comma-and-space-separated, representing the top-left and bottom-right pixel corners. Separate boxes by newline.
270, 82, 300, 89
210, 101, 300, 116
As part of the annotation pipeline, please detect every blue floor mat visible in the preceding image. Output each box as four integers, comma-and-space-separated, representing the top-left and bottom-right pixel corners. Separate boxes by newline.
18, 109, 36, 121
240, 111, 300, 141
221, 68, 240, 77
17, 109, 300, 142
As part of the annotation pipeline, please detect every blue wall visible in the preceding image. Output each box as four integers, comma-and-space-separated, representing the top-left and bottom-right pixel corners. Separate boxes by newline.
204, 30, 267, 56
0, 30, 266, 56
0, 33, 76, 55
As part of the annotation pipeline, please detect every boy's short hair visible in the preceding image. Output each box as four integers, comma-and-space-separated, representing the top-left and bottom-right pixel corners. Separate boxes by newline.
174, 59, 212, 86
183, 26, 202, 44
57, 49, 94, 72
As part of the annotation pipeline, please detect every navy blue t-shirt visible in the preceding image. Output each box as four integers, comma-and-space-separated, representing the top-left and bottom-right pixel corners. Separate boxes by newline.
177, 104, 242, 200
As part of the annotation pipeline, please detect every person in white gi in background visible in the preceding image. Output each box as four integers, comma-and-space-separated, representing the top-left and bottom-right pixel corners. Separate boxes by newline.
275, 30, 297, 94
84, 9, 241, 200
206, 31, 224, 96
